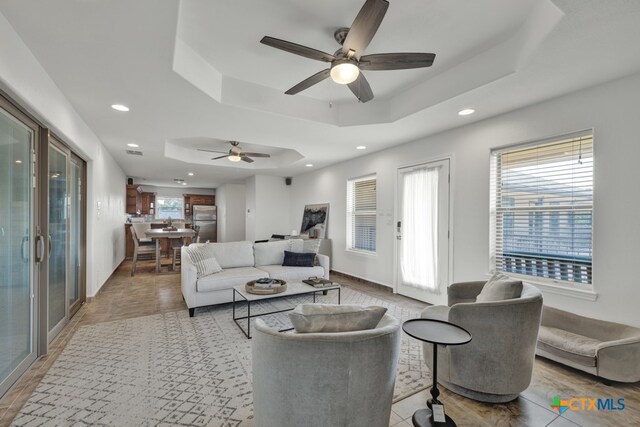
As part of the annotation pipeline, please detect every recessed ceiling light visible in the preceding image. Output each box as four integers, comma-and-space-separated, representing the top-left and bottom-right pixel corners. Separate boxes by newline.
127, 143, 139, 148
305, 164, 313, 167
356, 146, 367, 150
15, 160, 22, 164
182, 182, 187, 186
458, 108, 475, 116
187, 172, 194, 176
111, 104, 130, 112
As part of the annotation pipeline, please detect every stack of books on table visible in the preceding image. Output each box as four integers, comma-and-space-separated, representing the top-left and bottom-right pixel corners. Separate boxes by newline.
255, 278, 277, 288
302, 277, 333, 288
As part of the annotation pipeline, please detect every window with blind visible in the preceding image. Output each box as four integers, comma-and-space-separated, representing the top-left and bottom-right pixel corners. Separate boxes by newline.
347, 175, 377, 253
489, 131, 593, 287
156, 196, 184, 220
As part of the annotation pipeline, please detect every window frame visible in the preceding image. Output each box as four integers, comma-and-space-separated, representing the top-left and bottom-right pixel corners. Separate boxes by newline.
154, 196, 184, 220
489, 130, 594, 292
346, 174, 377, 254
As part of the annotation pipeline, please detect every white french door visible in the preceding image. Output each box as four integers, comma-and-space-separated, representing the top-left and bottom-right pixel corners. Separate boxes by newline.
396, 159, 450, 305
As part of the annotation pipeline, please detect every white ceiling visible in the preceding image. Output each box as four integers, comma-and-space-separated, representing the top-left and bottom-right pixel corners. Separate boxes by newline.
1, 0, 639, 188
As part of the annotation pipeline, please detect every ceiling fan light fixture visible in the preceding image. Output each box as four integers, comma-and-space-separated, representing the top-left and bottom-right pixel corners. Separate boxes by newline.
228, 154, 242, 162
330, 60, 359, 84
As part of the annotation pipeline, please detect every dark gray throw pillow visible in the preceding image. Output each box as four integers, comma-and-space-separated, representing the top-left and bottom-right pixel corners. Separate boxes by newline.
282, 250, 315, 267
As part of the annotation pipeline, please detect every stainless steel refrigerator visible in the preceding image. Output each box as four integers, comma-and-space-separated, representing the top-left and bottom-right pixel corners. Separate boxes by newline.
192, 205, 217, 242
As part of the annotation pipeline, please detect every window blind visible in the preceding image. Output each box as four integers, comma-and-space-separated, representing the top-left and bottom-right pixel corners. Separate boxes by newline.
347, 175, 377, 252
490, 132, 593, 285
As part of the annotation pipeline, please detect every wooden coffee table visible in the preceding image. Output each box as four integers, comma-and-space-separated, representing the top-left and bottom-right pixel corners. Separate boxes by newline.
232, 281, 341, 338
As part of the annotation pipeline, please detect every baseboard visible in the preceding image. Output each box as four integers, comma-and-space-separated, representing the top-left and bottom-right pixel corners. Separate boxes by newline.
330, 270, 394, 294
87, 261, 123, 302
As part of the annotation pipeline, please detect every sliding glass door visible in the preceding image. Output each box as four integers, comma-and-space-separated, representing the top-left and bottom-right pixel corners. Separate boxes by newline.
47, 143, 68, 340
47, 140, 85, 341
0, 104, 37, 397
68, 156, 84, 316
0, 93, 86, 399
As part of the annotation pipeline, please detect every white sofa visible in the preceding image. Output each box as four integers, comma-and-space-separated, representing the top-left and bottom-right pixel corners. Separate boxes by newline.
181, 240, 330, 316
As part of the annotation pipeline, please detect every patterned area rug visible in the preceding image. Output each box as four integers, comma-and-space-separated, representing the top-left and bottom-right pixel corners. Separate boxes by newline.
11, 286, 429, 426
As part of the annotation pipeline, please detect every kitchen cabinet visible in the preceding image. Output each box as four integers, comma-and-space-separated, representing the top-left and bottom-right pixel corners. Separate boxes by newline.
187, 194, 215, 206
140, 192, 156, 215
126, 185, 142, 214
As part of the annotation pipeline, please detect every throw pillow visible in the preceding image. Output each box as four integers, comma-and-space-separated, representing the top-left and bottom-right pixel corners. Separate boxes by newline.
254, 240, 291, 266
282, 250, 315, 267
476, 273, 523, 302
289, 238, 304, 253
302, 239, 321, 254
289, 304, 387, 333
186, 245, 222, 278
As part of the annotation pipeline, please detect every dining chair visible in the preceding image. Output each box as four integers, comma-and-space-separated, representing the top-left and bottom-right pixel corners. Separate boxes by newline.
131, 225, 156, 276
171, 225, 200, 271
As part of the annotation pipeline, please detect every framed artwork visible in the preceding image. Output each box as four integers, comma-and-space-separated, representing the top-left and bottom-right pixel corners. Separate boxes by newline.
300, 203, 329, 239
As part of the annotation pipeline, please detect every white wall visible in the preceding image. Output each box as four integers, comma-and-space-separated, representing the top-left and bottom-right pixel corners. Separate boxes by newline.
245, 175, 291, 241
290, 71, 640, 327
216, 183, 246, 242
0, 11, 126, 297
245, 176, 256, 241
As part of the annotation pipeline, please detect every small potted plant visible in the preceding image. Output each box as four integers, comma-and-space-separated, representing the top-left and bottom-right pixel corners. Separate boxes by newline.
164, 216, 176, 231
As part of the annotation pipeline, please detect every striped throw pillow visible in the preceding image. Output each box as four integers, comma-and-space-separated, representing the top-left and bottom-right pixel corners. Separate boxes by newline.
186, 245, 222, 278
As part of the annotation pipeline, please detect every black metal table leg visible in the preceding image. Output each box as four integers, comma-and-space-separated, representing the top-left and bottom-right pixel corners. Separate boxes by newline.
412, 342, 456, 426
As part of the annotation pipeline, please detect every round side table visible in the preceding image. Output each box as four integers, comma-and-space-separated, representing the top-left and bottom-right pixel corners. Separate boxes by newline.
403, 318, 472, 427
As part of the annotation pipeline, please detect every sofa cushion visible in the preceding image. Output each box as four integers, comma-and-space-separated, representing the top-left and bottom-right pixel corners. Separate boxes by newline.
185, 245, 222, 278
256, 265, 325, 282
282, 251, 315, 267
289, 304, 387, 333
537, 326, 600, 367
254, 240, 294, 266
476, 274, 523, 302
203, 241, 254, 269
302, 239, 321, 254
289, 239, 304, 253
196, 266, 266, 293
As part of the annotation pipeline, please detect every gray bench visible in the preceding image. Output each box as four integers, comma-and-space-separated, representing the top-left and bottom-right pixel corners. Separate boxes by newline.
536, 306, 640, 382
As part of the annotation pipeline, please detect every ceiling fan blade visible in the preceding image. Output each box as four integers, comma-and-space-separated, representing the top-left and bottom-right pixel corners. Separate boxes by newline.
241, 156, 254, 163
242, 152, 271, 158
342, 0, 389, 58
260, 36, 335, 62
348, 72, 374, 103
198, 148, 229, 154
285, 69, 331, 95
211, 155, 229, 160
359, 52, 436, 70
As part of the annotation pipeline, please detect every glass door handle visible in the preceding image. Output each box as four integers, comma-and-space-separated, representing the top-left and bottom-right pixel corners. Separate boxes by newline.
48, 235, 52, 259
35, 234, 45, 263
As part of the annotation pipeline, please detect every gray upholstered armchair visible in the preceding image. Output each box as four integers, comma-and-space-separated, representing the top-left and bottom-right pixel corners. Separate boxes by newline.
252, 314, 401, 427
421, 281, 543, 403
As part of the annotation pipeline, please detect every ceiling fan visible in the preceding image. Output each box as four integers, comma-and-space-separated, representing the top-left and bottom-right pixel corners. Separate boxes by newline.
260, 0, 435, 103
197, 141, 271, 163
